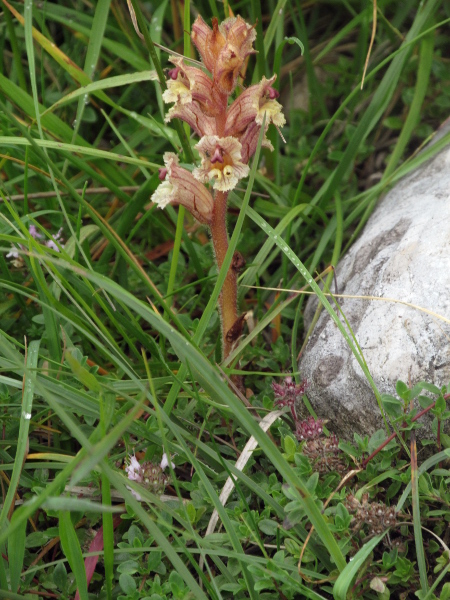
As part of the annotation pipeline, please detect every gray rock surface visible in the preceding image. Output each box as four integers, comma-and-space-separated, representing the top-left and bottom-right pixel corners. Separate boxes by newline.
299, 121, 450, 440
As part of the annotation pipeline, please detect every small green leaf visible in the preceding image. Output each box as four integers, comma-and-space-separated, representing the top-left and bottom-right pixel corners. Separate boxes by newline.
53, 562, 67, 591
119, 573, 136, 594
283, 435, 297, 456
117, 560, 140, 575
148, 550, 163, 572
185, 502, 196, 524
396, 380, 409, 399
381, 394, 403, 417
440, 582, 450, 600
258, 519, 279, 535
65, 349, 101, 392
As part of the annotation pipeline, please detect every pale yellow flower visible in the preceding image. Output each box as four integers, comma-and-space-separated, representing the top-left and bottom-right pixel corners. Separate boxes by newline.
193, 135, 249, 192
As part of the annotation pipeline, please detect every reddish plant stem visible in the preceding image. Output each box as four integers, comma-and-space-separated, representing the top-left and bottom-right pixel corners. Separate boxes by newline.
361, 395, 450, 468
208, 91, 239, 360
210, 189, 238, 359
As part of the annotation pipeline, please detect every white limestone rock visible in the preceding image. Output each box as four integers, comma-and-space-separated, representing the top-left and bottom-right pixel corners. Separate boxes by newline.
299, 122, 450, 440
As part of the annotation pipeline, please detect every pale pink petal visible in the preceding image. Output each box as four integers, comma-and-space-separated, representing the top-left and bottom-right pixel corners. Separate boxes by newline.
162, 78, 192, 106
160, 453, 175, 470
165, 100, 216, 137
238, 121, 274, 164
215, 17, 257, 94
125, 454, 143, 482
191, 15, 224, 74
29, 224, 44, 240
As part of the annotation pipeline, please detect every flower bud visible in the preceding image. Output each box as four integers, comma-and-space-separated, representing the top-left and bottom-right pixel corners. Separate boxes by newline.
191, 15, 256, 94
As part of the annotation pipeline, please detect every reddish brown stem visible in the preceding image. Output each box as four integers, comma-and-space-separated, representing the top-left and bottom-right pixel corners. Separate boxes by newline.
361, 397, 445, 468
210, 189, 239, 359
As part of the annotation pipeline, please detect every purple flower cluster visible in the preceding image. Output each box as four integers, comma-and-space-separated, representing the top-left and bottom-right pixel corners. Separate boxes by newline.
7, 224, 64, 267
272, 376, 307, 420
272, 376, 346, 474
295, 415, 325, 441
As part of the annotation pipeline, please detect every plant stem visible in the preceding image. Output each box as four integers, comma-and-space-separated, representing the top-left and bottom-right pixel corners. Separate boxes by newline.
210, 189, 238, 360
360, 393, 450, 468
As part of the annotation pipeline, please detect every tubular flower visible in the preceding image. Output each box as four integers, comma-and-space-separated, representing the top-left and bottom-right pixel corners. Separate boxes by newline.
151, 153, 214, 225
225, 76, 286, 135
193, 135, 249, 192
165, 99, 216, 138
191, 15, 256, 94
238, 121, 274, 164
163, 57, 222, 117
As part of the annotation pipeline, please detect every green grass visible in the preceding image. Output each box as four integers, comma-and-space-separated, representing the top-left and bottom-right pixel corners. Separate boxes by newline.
1, 0, 450, 598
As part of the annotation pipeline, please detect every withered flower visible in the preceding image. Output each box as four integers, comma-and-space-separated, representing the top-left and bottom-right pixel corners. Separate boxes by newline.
125, 454, 170, 501
165, 98, 216, 138
303, 433, 346, 474
295, 415, 324, 441
346, 493, 398, 535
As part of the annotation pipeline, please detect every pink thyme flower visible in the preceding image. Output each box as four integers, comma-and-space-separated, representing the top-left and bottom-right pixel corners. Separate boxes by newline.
125, 454, 171, 501
125, 454, 143, 483
7, 224, 64, 267
28, 224, 44, 240
272, 377, 307, 420
160, 452, 175, 470
295, 416, 325, 441
151, 153, 214, 224
191, 15, 256, 94
45, 227, 64, 252
193, 135, 249, 192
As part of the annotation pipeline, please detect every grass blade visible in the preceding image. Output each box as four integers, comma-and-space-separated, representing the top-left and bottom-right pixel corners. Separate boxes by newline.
411, 434, 429, 594
0, 340, 40, 527
59, 511, 88, 600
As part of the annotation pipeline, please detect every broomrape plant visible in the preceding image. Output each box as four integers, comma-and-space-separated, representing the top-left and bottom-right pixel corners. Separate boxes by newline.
151, 14, 285, 360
